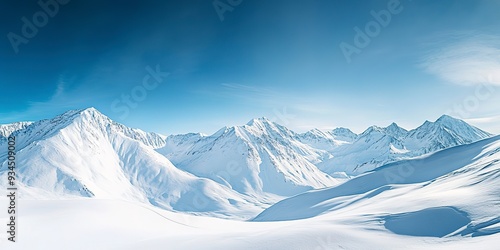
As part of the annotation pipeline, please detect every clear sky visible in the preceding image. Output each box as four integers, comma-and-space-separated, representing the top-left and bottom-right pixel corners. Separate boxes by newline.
1, 0, 499, 135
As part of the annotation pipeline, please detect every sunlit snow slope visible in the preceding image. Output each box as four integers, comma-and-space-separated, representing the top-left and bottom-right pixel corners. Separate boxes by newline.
0, 108, 263, 218
255, 134, 500, 240
0, 109, 498, 249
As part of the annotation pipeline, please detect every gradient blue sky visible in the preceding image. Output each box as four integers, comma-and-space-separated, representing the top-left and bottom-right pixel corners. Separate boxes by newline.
1, 0, 499, 135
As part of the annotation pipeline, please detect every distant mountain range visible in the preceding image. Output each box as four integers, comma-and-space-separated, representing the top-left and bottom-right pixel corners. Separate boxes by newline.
305, 115, 492, 174
0, 121, 32, 138
0, 108, 493, 219
162, 114, 492, 180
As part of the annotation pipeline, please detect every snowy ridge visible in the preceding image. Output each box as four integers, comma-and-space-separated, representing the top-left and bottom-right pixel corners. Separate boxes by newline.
0, 121, 33, 138
312, 115, 493, 174
331, 127, 359, 142
165, 114, 491, 182
111, 121, 166, 149
2, 108, 166, 150
158, 117, 340, 197
296, 128, 351, 152
0, 108, 263, 219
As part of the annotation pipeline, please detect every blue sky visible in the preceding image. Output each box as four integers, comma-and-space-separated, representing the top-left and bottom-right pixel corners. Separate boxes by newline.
1, 0, 499, 135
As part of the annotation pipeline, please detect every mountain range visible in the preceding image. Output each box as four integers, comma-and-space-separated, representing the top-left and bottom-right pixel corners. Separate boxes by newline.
0, 108, 493, 219
308, 115, 492, 174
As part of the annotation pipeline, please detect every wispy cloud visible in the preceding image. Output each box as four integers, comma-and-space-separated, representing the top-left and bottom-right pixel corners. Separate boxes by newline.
53, 76, 66, 98
218, 83, 278, 101
0, 76, 94, 123
421, 32, 500, 86
27, 75, 79, 110
464, 114, 500, 134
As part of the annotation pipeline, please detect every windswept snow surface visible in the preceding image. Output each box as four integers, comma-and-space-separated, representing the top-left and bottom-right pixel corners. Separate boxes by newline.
254, 135, 500, 237
0, 198, 498, 249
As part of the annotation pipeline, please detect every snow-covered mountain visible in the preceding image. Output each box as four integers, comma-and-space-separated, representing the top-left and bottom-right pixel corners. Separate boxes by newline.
254, 134, 500, 238
6, 134, 499, 250
0, 108, 493, 220
404, 115, 492, 154
159, 114, 492, 195
384, 122, 409, 139
311, 115, 492, 174
0, 108, 263, 219
0, 121, 32, 138
296, 128, 353, 152
158, 117, 340, 197
0, 108, 498, 249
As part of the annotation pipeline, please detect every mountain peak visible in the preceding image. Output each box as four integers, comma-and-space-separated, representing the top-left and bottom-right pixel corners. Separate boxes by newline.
386, 122, 399, 128
0, 121, 33, 138
83, 106, 98, 112
332, 127, 355, 134
435, 114, 461, 124
383, 122, 408, 139
78, 107, 106, 117
55, 107, 107, 122
82, 107, 99, 113
11, 108, 166, 149
361, 125, 383, 134
331, 127, 358, 142
384, 122, 407, 131
246, 117, 272, 126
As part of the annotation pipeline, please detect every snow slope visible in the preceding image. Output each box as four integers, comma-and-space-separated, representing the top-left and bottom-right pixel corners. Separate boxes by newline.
0, 109, 491, 219
0, 198, 498, 249
296, 128, 353, 152
254, 134, 500, 240
158, 118, 340, 198
0, 108, 262, 219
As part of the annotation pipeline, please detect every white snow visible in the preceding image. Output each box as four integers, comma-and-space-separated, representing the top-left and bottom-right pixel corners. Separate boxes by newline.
0, 108, 498, 249
157, 117, 341, 198
313, 115, 492, 174
0, 197, 498, 249
254, 135, 500, 231
0, 122, 32, 138
0, 108, 264, 219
